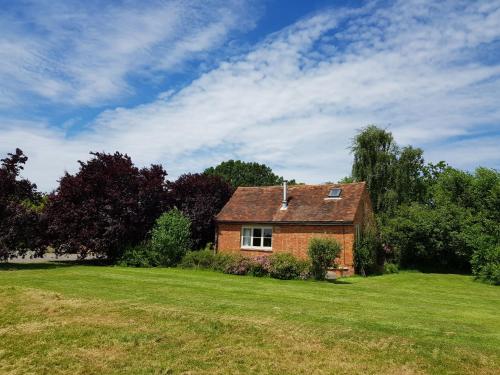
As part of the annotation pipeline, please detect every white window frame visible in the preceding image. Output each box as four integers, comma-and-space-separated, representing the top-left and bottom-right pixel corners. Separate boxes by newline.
241, 225, 273, 251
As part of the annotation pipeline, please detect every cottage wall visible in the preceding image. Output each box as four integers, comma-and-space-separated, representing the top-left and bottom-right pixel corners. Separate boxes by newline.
217, 223, 355, 276
353, 187, 376, 231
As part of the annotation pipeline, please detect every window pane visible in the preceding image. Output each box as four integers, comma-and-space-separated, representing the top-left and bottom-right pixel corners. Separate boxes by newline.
263, 228, 272, 238
242, 236, 251, 246
243, 228, 251, 237
263, 237, 272, 247
252, 236, 261, 247
252, 228, 262, 238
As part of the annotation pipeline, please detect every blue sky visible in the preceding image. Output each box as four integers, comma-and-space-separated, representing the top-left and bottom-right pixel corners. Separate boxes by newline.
1, 0, 499, 191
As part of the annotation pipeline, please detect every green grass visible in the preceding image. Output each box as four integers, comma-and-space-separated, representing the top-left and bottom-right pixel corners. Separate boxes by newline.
1, 264, 499, 374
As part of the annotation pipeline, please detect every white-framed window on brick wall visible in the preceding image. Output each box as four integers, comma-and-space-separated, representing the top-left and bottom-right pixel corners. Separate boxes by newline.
241, 226, 272, 250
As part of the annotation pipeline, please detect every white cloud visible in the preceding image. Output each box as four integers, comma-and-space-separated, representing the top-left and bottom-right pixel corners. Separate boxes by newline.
0, 0, 257, 106
1, 0, 500, 191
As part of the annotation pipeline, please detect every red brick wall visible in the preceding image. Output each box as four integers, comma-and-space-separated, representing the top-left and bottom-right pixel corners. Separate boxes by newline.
216, 223, 355, 275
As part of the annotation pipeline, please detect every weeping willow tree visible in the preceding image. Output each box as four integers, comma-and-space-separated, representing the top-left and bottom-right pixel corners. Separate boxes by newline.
351, 125, 398, 213
351, 126, 430, 213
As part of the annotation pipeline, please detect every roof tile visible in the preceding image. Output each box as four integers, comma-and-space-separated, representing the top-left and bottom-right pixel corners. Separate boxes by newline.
216, 182, 366, 223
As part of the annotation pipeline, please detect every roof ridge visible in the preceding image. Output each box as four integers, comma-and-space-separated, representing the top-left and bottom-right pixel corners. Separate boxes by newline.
236, 182, 366, 189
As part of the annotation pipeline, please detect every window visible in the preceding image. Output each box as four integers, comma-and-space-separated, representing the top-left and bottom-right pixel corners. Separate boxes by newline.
241, 226, 272, 250
328, 188, 342, 198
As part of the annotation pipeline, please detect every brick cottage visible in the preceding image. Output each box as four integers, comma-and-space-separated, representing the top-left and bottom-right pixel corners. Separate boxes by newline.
215, 181, 374, 276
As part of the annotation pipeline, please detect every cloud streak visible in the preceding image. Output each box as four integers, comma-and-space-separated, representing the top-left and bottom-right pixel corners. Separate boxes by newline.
0, 0, 256, 106
1, 0, 499, 191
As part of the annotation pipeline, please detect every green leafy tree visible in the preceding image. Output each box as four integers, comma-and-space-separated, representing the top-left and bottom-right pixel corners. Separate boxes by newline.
393, 146, 427, 206
351, 126, 436, 213
338, 176, 354, 183
204, 160, 295, 187
351, 126, 398, 213
471, 245, 500, 285
150, 209, 192, 266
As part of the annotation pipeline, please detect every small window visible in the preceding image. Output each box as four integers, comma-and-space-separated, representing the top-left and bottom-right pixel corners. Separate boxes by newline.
328, 188, 342, 198
241, 226, 272, 250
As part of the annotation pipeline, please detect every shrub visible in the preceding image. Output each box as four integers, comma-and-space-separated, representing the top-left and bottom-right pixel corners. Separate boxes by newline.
249, 256, 271, 277
222, 254, 253, 275
150, 209, 191, 266
180, 249, 215, 269
180, 250, 311, 280
355, 228, 382, 276
297, 261, 312, 280
117, 243, 158, 267
471, 245, 500, 285
211, 253, 235, 272
383, 262, 399, 274
268, 253, 309, 280
308, 238, 341, 280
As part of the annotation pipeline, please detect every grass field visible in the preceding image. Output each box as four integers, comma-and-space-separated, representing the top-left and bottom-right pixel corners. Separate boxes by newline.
0, 263, 499, 375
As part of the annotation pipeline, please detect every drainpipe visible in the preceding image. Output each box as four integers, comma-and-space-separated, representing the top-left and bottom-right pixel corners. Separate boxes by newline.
342, 224, 346, 277
214, 222, 218, 254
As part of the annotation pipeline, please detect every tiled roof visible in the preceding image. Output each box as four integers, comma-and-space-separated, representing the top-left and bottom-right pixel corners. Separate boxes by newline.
216, 182, 366, 223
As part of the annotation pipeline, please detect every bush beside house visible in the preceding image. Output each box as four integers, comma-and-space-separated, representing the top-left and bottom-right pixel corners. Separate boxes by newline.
180, 249, 311, 280
308, 238, 342, 280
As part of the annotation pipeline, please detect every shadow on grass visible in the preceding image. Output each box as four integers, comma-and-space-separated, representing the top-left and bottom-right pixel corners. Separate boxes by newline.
0, 258, 109, 271
400, 265, 470, 275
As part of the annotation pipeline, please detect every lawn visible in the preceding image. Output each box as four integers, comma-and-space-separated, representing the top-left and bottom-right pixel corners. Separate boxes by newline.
0, 264, 499, 375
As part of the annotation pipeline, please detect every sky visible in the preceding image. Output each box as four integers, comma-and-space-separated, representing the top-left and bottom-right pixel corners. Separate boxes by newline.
1, 0, 499, 192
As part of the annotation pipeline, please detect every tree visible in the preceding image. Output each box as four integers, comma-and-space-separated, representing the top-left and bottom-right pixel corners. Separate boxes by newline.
338, 176, 355, 183
0, 203, 46, 260
45, 152, 168, 260
354, 227, 382, 276
471, 245, 500, 285
393, 146, 426, 206
204, 160, 295, 187
351, 126, 398, 213
167, 173, 233, 249
0, 148, 40, 203
0, 149, 45, 260
351, 126, 435, 213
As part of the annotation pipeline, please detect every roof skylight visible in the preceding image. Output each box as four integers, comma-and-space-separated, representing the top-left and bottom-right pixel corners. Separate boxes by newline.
328, 188, 342, 198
